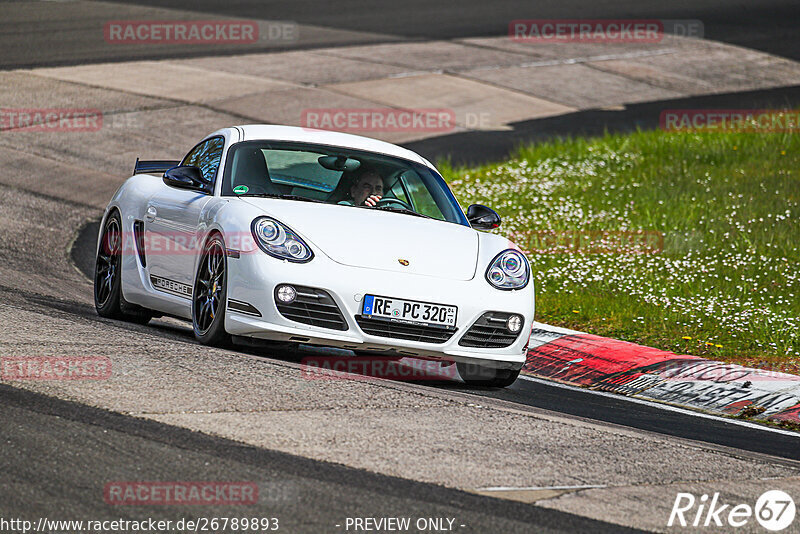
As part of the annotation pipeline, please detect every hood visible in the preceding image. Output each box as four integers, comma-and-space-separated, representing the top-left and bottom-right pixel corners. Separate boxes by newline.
240, 198, 478, 280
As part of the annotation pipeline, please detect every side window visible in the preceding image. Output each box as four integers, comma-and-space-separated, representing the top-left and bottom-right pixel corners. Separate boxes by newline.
182, 137, 225, 184
388, 179, 409, 205
401, 171, 445, 220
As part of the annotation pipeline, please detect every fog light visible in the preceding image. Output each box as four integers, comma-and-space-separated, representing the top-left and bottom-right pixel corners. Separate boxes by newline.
276, 284, 297, 304
507, 314, 523, 333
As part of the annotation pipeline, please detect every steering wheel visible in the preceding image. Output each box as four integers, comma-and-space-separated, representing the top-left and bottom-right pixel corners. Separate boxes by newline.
376, 197, 413, 211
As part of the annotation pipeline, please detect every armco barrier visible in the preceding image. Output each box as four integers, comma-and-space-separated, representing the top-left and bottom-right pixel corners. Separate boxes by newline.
524, 323, 800, 425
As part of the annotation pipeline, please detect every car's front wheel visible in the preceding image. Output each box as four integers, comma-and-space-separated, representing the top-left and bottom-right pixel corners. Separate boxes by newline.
192, 233, 230, 346
457, 362, 520, 387
94, 211, 152, 324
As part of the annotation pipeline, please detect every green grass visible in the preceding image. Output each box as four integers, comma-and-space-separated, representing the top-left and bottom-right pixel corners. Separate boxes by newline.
439, 125, 799, 373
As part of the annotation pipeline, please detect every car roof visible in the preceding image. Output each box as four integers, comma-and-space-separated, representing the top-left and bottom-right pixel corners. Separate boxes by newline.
230, 125, 431, 168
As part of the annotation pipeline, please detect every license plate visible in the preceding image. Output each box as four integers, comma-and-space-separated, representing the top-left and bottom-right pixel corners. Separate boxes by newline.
362, 295, 457, 328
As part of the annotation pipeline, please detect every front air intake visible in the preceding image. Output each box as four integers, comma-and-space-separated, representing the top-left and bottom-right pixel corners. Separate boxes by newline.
355, 316, 456, 344
275, 285, 348, 331
459, 312, 521, 348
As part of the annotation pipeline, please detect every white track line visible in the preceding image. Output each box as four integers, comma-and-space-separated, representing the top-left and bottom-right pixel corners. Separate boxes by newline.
477, 484, 607, 492
519, 375, 800, 438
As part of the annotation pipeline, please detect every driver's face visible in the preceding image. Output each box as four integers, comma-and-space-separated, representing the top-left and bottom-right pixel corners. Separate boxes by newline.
351, 173, 383, 205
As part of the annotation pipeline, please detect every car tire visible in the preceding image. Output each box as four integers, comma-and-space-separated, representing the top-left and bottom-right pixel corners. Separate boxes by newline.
192, 233, 231, 347
457, 362, 520, 387
94, 211, 152, 324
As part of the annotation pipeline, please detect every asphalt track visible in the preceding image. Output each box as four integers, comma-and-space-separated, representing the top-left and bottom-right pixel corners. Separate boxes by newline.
3, 0, 799, 69
1, 384, 643, 533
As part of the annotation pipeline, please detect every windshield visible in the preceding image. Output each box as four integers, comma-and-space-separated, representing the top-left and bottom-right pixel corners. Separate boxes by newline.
221, 140, 469, 226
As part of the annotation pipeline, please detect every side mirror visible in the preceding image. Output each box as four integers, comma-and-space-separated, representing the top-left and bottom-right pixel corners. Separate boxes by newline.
466, 204, 501, 230
163, 166, 212, 194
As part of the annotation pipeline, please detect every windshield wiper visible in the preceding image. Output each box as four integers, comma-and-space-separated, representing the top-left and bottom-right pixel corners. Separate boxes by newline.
236, 193, 323, 203
371, 206, 433, 219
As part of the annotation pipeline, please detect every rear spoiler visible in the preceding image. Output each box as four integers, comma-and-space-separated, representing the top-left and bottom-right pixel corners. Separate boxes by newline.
133, 158, 180, 175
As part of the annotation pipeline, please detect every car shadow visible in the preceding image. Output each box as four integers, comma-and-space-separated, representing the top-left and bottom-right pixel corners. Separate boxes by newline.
234, 338, 466, 387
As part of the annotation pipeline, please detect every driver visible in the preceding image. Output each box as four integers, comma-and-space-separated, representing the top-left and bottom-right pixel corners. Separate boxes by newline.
339, 169, 383, 207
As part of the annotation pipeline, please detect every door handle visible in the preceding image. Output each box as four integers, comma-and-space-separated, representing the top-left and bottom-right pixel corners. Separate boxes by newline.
145, 206, 157, 222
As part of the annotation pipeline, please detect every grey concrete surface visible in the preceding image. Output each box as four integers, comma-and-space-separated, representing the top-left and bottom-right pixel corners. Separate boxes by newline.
633, 43, 800, 90
538, 477, 800, 533
31, 61, 299, 104
460, 63, 683, 109
327, 73, 573, 132
209, 87, 452, 144
174, 51, 412, 85
0, 71, 167, 112
13, 34, 800, 145
458, 34, 707, 60
319, 40, 536, 71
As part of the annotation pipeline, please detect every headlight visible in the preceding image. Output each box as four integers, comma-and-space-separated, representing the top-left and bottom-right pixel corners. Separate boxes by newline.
251, 217, 313, 262
486, 249, 529, 290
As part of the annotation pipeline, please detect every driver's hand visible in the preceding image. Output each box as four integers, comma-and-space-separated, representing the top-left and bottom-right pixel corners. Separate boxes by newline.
363, 194, 382, 207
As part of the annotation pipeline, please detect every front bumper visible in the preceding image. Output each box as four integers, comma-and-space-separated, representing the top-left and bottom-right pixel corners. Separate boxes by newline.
224, 249, 534, 370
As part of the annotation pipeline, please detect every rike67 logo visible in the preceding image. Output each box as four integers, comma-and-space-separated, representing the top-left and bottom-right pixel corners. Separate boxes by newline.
669, 490, 796, 531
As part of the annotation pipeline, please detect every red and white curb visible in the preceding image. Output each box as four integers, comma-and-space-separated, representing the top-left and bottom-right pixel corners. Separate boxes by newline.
523, 323, 800, 426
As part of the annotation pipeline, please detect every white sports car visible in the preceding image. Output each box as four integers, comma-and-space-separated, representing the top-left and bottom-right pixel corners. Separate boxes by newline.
94, 125, 534, 387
